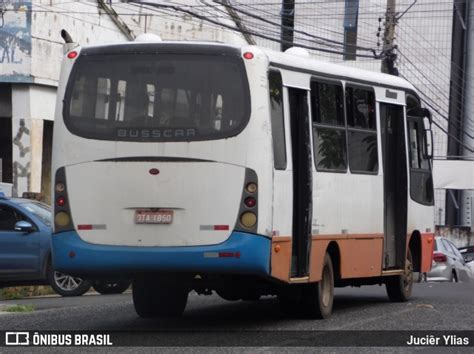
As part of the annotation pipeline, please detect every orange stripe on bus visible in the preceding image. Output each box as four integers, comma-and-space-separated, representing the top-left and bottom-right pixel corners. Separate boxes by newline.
270, 233, 385, 283
420, 232, 435, 273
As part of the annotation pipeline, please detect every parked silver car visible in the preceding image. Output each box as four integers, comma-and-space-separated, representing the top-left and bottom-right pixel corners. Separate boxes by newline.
426, 237, 471, 282
459, 246, 474, 276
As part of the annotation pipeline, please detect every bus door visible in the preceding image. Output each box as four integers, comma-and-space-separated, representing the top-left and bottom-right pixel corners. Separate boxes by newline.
288, 88, 313, 277
379, 103, 408, 269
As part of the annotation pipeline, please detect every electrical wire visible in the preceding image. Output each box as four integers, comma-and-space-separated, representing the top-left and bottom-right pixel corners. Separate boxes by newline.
212, 0, 379, 54
128, 1, 384, 58
398, 51, 474, 136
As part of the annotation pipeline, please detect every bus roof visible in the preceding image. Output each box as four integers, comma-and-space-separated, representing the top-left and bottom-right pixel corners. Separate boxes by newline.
259, 46, 415, 92
76, 41, 415, 92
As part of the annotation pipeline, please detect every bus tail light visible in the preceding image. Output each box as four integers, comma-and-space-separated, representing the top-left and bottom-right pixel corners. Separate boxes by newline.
67, 51, 78, 59
55, 211, 71, 227
54, 167, 75, 233
244, 197, 256, 208
56, 196, 66, 207
243, 52, 254, 60
234, 169, 258, 233
240, 212, 257, 228
433, 252, 447, 263
246, 183, 257, 194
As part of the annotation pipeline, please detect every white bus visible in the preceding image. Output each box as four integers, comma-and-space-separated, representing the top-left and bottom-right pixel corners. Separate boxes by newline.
52, 40, 434, 319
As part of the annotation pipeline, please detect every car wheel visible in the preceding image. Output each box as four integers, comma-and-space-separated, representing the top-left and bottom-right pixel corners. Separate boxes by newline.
93, 281, 131, 295
48, 266, 92, 297
386, 249, 414, 302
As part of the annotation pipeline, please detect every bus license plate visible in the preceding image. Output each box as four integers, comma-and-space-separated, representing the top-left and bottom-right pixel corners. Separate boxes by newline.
135, 210, 173, 224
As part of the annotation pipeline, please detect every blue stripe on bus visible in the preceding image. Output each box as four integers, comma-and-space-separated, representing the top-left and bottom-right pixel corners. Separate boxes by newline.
51, 231, 271, 276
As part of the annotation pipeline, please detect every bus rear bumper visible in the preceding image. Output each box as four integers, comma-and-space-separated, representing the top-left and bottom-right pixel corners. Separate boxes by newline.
52, 231, 271, 276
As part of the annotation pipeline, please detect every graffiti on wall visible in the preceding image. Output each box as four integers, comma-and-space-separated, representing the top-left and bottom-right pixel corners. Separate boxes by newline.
0, 1, 31, 82
12, 118, 30, 197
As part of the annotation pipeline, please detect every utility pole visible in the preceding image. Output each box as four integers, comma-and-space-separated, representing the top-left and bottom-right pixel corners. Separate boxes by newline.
446, 0, 468, 227
381, 0, 398, 75
281, 0, 295, 52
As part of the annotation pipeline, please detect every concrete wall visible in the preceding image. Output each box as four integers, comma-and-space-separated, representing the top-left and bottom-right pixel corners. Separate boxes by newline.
31, 0, 130, 84
115, 0, 247, 45
0, 1, 32, 83
31, 0, 247, 84
436, 226, 473, 248
11, 85, 53, 196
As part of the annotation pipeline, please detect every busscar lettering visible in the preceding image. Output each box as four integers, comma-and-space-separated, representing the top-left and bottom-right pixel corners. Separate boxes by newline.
116, 128, 196, 139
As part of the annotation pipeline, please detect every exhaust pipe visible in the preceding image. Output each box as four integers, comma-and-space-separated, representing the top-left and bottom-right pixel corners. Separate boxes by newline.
61, 29, 79, 54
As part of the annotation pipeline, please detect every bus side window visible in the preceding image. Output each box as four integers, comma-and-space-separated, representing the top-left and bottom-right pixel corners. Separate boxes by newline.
268, 70, 287, 170
345, 86, 378, 174
408, 117, 434, 205
310, 80, 347, 172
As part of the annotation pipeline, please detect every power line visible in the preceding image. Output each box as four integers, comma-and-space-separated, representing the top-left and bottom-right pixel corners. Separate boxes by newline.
396, 0, 417, 20
401, 74, 473, 153
128, 1, 384, 58
398, 51, 474, 136
211, 0, 378, 54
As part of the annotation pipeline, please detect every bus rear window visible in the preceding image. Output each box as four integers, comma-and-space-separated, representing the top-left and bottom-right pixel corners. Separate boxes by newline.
64, 54, 250, 142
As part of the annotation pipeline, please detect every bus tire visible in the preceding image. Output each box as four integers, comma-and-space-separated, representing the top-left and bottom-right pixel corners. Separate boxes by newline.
132, 276, 188, 318
303, 253, 334, 319
215, 289, 240, 301
386, 250, 414, 302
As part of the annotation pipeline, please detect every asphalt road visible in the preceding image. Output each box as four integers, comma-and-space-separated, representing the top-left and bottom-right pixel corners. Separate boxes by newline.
1, 282, 473, 333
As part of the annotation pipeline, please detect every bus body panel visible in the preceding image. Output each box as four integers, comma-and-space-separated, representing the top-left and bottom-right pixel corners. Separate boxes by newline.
66, 161, 246, 247
312, 173, 384, 235
52, 43, 275, 276
52, 230, 271, 276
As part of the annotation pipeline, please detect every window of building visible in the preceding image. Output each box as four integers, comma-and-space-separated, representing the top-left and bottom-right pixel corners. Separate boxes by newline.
311, 81, 347, 172
346, 86, 378, 174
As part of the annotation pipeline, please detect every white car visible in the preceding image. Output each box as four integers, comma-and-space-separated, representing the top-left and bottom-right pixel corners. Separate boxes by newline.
459, 246, 474, 280
426, 237, 471, 282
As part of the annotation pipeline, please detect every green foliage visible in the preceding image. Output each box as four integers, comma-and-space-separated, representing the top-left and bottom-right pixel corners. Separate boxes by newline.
0, 286, 55, 300
3, 304, 35, 313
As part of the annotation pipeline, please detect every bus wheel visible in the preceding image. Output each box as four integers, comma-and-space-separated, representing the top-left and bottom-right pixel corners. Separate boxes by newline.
303, 253, 334, 319
386, 250, 414, 302
215, 289, 240, 301
132, 276, 188, 318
